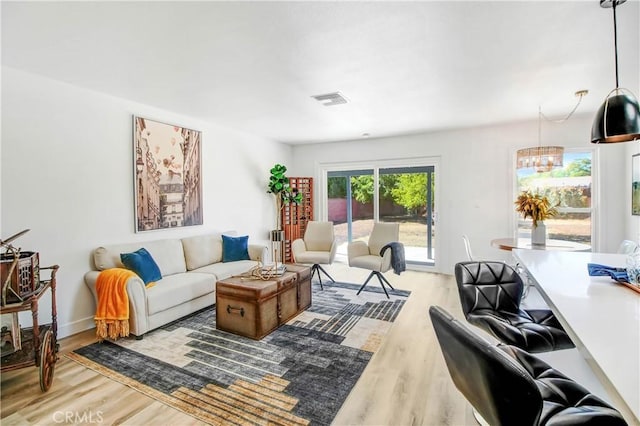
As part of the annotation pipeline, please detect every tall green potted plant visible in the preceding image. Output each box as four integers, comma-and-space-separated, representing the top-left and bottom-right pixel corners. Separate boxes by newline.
267, 164, 302, 265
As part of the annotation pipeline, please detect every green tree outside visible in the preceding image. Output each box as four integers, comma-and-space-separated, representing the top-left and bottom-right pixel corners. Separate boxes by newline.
350, 175, 375, 203
518, 158, 592, 208
334, 173, 434, 215
327, 176, 347, 198
563, 158, 591, 177
391, 174, 428, 215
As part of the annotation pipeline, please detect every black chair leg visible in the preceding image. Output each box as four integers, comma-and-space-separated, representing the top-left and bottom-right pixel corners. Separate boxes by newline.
317, 265, 335, 283
311, 264, 323, 290
310, 264, 335, 290
378, 272, 395, 291
375, 273, 391, 298
357, 271, 391, 298
357, 271, 376, 295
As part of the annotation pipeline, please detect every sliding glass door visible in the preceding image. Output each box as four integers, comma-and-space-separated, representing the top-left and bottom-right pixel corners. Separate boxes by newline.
379, 166, 435, 264
327, 169, 374, 252
327, 165, 436, 266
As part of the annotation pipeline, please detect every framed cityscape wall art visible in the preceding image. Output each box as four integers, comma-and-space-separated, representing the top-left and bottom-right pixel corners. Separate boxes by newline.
133, 116, 203, 232
633, 154, 640, 216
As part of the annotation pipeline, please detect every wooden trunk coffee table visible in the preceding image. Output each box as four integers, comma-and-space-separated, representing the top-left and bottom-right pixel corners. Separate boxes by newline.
215, 265, 311, 340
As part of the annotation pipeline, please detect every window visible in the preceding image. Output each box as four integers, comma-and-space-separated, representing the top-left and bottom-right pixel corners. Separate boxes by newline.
516, 150, 594, 247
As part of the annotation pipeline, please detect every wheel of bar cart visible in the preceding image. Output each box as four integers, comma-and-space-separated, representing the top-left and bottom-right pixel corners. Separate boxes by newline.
39, 329, 56, 391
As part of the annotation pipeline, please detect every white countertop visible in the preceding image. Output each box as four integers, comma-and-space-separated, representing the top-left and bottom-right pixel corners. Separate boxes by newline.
513, 249, 640, 424
492, 237, 591, 252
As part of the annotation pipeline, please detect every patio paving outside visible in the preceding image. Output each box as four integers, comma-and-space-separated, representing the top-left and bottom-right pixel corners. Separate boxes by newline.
333, 218, 434, 264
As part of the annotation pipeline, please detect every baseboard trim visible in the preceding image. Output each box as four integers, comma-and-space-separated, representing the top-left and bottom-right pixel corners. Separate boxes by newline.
58, 316, 95, 339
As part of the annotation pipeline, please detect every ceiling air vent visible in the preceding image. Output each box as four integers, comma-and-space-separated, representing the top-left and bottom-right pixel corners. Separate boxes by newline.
311, 92, 348, 106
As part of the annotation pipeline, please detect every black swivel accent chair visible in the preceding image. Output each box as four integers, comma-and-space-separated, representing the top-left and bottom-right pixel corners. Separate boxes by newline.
429, 305, 627, 426
455, 261, 574, 353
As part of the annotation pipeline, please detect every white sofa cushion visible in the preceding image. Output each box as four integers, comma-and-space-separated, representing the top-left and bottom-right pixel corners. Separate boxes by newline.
190, 260, 258, 281
94, 239, 187, 276
182, 234, 223, 270
146, 273, 215, 315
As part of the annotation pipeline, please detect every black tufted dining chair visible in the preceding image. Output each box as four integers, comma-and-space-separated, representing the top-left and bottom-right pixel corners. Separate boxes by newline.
429, 305, 627, 426
454, 261, 574, 353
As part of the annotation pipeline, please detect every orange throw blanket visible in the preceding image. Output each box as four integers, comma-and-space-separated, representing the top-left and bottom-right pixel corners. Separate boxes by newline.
95, 268, 136, 340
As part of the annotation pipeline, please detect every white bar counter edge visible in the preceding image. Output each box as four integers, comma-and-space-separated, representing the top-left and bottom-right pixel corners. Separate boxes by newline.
513, 249, 640, 425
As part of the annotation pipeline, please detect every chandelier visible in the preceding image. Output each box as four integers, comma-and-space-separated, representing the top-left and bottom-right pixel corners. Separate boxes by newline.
517, 90, 588, 173
516, 145, 564, 173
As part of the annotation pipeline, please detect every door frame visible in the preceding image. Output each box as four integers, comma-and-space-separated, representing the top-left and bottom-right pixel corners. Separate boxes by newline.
317, 156, 441, 269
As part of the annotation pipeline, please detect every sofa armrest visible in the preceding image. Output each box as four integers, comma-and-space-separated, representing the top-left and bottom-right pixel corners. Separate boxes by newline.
248, 244, 268, 262
126, 276, 149, 336
84, 270, 150, 336
84, 271, 102, 302
347, 241, 370, 265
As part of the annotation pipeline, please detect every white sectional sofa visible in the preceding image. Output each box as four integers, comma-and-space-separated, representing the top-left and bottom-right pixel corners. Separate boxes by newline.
84, 233, 267, 338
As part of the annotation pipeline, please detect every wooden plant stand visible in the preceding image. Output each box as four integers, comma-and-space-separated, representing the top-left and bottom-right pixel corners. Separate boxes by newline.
282, 177, 313, 263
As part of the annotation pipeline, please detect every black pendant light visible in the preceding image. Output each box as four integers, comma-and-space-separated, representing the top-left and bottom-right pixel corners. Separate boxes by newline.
591, 0, 640, 144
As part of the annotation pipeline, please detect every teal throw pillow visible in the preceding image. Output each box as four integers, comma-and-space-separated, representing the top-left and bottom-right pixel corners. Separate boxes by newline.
222, 235, 250, 263
120, 247, 162, 284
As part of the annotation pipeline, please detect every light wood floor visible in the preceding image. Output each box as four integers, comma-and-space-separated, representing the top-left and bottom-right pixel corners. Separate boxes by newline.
0, 264, 474, 425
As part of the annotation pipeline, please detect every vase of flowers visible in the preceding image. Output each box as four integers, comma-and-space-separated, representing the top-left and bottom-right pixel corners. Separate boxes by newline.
514, 191, 557, 246
531, 221, 546, 246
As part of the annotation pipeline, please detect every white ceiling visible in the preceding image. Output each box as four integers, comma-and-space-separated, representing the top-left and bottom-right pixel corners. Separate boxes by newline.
2, 1, 639, 144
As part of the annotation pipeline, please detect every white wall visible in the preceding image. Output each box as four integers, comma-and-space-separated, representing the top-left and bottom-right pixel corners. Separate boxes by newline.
2, 66, 637, 337
292, 115, 633, 274
1, 67, 291, 338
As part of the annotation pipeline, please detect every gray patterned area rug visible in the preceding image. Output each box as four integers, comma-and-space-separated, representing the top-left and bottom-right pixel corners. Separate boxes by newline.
67, 282, 410, 426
